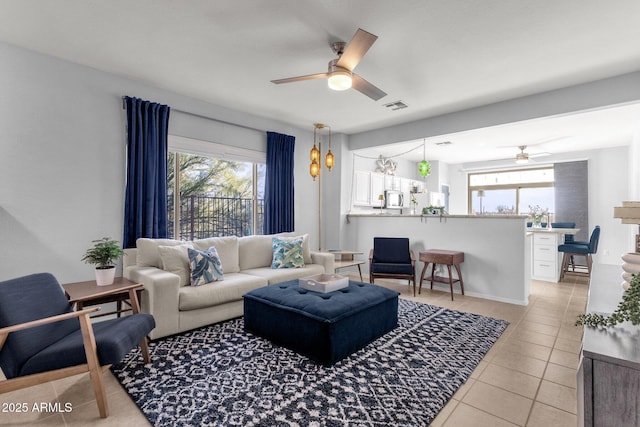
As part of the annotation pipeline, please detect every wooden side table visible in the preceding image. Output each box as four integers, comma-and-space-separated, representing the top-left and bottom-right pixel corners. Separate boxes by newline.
418, 249, 465, 300
63, 277, 144, 318
328, 250, 364, 281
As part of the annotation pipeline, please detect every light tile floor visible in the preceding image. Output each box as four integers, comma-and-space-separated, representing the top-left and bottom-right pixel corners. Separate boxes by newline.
0, 274, 589, 426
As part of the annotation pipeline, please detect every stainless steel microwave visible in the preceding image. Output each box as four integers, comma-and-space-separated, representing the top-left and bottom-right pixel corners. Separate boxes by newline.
384, 190, 404, 209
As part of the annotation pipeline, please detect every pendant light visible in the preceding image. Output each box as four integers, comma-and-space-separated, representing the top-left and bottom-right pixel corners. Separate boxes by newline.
418, 138, 430, 178
309, 123, 334, 180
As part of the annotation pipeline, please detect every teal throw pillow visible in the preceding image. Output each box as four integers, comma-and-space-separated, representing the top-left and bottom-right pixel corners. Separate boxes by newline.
188, 246, 224, 286
271, 237, 304, 269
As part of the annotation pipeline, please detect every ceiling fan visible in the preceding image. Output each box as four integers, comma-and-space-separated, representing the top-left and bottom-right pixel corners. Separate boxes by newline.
515, 145, 551, 164
271, 28, 387, 101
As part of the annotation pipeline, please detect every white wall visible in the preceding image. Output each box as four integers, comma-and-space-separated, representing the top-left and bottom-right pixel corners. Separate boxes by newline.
0, 42, 319, 282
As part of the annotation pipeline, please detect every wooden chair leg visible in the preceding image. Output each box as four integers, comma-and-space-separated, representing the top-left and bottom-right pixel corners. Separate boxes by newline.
412, 272, 416, 297
560, 253, 569, 282
140, 338, 151, 364
78, 314, 108, 418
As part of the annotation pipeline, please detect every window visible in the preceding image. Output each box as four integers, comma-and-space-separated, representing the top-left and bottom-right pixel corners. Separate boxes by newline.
167, 136, 266, 240
468, 167, 554, 217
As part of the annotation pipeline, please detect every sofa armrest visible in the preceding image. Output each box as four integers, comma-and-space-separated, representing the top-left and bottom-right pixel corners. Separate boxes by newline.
124, 265, 180, 339
123, 248, 137, 269
310, 251, 335, 274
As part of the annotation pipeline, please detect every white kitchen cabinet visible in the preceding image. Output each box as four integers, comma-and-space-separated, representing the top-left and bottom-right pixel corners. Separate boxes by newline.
371, 173, 385, 205
531, 232, 560, 282
384, 175, 400, 190
353, 171, 386, 207
353, 171, 372, 206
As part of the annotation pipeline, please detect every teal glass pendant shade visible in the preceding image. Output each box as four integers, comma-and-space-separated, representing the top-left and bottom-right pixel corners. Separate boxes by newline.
419, 160, 430, 177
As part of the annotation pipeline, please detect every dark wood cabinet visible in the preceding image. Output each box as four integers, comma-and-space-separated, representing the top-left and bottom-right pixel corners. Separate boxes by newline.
578, 264, 640, 427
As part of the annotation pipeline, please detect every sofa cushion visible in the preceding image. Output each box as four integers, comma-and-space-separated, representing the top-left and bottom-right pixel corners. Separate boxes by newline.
137, 238, 183, 268
242, 264, 325, 285
271, 237, 305, 269
238, 235, 274, 270
178, 273, 267, 311
278, 233, 312, 264
158, 243, 193, 286
239, 233, 312, 270
192, 236, 240, 273
188, 246, 224, 286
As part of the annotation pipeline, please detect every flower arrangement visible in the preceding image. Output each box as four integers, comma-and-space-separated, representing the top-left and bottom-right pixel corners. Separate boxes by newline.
528, 205, 548, 226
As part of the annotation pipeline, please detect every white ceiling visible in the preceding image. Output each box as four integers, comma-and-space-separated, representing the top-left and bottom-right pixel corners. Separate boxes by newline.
1, 0, 640, 163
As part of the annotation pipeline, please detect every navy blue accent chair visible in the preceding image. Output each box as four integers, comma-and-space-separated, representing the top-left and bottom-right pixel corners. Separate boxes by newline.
369, 237, 416, 296
551, 222, 576, 244
0, 273, 155, 418
558, 226, 600, 281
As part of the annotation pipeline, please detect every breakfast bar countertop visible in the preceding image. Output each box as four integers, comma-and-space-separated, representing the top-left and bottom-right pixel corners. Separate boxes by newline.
346, 213, 527, 219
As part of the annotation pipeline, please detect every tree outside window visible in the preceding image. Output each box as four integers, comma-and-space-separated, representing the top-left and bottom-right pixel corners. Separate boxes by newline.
168, 151, 265, 239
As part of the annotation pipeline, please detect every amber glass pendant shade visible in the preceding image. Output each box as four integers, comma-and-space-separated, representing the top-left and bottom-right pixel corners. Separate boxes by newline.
325, 149, 334, 171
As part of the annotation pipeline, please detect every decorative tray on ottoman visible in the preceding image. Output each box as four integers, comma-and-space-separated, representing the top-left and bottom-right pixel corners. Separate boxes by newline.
298, 274, 349, 293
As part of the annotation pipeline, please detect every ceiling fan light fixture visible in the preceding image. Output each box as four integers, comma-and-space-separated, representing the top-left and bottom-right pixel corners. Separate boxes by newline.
515, 153, 529, 164
515, 145, 529, 164
327, 71, 352, 91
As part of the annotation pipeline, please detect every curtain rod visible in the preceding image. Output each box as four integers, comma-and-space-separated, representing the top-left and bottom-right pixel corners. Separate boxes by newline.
121, 97, 266, 134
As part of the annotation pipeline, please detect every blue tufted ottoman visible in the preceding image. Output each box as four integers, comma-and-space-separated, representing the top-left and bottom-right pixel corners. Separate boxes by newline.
243, 280, 399, 366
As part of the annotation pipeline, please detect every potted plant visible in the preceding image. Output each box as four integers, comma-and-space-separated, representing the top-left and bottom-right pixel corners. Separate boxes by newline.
82, 237, 124, 286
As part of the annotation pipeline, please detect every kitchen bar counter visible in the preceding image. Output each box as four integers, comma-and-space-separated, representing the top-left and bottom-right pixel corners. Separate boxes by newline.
347, 212, 526, 219
344, 214, 531, 305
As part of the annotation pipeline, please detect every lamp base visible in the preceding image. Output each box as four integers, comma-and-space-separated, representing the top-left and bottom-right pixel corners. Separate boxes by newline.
621, 252, 640, 290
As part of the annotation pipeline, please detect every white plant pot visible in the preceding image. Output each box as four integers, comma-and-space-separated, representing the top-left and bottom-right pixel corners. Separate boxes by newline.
95, 266, 116, 286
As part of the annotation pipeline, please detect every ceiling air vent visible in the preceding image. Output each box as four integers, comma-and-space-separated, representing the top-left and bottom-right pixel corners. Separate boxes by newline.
435, 141, 452, 146
383, 100, 408, 111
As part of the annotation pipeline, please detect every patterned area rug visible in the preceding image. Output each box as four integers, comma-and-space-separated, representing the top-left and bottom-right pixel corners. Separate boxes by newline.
112, 299, 508, 426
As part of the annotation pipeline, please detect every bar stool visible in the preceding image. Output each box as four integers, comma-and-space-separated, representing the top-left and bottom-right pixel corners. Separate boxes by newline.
559, 226, 600, 281
418, 249, 465, 300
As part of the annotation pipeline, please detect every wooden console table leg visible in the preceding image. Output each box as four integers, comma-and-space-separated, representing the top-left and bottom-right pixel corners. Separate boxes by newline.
446, 264, 454, 300
454, 263, 464, 296
418, 262, 429, 294
430, 263, 437, 289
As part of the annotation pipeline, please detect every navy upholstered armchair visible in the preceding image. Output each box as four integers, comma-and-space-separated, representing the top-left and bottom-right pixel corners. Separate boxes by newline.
369, 237, 416, 295
0, 273, 155, 418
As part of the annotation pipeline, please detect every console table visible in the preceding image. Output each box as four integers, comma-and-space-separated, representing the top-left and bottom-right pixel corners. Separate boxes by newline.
578, 264, 640, 426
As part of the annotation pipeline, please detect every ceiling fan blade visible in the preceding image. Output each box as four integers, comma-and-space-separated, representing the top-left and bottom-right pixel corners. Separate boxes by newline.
336, 28, 378, 71
271, 73, 328, 84
351, 74, 387, 101
530, 152, 551, 158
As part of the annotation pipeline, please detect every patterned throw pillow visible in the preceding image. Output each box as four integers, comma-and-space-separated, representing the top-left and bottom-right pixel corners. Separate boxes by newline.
188, 246, 224, 286
271, 237, 305, 269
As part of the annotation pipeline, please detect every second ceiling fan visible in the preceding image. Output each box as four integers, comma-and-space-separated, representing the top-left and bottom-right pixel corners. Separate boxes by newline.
271, 28, 387, 101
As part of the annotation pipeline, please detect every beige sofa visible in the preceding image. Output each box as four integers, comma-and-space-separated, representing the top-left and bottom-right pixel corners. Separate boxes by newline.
123, 233, 334, 339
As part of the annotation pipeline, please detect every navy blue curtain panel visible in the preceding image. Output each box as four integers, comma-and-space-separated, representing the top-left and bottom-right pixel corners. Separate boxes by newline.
264, 131, 295, 234
123, 96, 170, 248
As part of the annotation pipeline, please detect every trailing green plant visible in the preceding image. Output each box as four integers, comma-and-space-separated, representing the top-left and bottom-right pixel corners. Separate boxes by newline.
82, 237, 124, 269
576, 273, 640, 327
